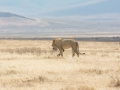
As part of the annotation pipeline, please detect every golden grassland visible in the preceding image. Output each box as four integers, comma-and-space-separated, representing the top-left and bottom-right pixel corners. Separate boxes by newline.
0, 40, 120, 90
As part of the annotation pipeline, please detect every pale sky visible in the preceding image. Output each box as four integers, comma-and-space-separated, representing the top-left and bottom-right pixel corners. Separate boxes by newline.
0, 0, 120, 18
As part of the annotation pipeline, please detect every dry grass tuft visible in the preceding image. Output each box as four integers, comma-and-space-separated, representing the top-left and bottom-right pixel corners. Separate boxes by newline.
0, 47, 46, 55
108, 76, 120, 87
101, 53, 109, 57
78, 68, 103, 74
6, 70, 17, 75
116, 56, 120, 58
0, 69, 17, 76
62, 86, 75, 90
62, 85, 95, 90
23, 76, 49, 83
78, 86, 95, 90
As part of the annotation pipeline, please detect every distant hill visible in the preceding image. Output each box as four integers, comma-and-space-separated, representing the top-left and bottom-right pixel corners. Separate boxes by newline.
0, 12, 38, 26
0, 12, 120, 38
0, 12, 22, 17
0, 12, 35, 20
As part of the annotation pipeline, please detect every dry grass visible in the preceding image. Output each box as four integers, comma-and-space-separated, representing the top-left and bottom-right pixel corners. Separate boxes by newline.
0, 47, 49, 56
62, 85, 95, 90
0, 40, 120, 90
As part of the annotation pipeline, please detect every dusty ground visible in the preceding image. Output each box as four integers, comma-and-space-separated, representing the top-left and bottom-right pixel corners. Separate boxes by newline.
0, 40, 120, 90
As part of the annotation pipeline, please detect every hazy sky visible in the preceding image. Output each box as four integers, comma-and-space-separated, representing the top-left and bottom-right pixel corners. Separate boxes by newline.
0, 0, 120, 19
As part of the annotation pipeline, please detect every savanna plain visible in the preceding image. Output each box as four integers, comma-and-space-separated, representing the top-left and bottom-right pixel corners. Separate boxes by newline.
0, 40, 120, 90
